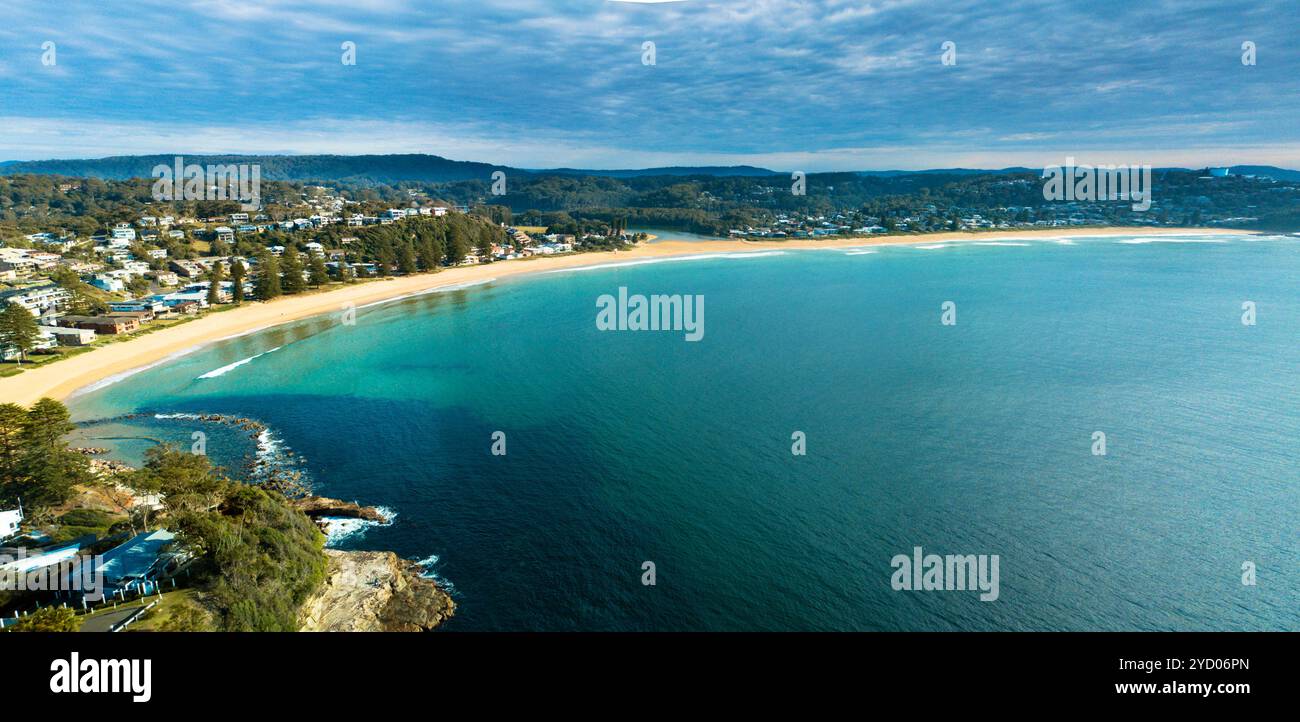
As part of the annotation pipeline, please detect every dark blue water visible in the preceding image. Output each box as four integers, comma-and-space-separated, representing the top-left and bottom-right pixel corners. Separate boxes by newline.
68, 234, 1300, 630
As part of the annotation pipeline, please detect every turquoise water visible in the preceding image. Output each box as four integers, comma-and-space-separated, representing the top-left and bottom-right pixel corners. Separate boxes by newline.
67, 234, 1300, 631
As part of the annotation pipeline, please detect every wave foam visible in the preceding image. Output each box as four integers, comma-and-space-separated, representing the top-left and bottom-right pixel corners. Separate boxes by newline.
197, 346, 281, 379
357, 278, 497, 310
70, 346, 203, 397
321, 506, 396, 546
413, 553, 457, 594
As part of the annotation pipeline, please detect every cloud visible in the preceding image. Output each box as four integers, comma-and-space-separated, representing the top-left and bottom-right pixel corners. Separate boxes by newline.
0, 0, 1296, 167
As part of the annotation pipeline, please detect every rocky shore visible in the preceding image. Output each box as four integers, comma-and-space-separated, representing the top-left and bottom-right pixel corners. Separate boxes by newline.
299, 549, 455, 632
291, 496, 390, 523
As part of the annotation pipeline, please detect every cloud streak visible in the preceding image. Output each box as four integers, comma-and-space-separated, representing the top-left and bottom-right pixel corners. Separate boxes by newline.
0, 0, 1295, 169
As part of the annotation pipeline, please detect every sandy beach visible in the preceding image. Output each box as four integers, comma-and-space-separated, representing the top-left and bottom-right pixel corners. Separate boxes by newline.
0, 226, 1256, 407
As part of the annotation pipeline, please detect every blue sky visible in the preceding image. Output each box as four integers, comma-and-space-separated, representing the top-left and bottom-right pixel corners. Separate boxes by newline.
0, 0, 1297, 170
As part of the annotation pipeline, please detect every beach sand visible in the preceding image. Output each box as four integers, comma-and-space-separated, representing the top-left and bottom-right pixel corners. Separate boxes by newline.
0, 226, 1256, 407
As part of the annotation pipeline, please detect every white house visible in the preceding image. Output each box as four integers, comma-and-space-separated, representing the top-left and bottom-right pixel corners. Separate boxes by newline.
111, 224, 137, 242
0, 508, 21, 540
39, 325, 96, 346
0, 283, 72, 316
90, 274, 125, 293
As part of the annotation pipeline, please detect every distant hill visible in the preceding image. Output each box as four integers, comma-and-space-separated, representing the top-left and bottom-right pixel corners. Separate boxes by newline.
540, 165, 781, 178
2, 154, 1296, 184
857, 167, 1037, 177
1227, 165, 1300, 181
0, 154, 512, 184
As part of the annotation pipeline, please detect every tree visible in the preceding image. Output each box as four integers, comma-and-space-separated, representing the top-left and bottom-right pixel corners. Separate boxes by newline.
475, 233, 494, 263
207, 260, 225, 306
307, 249, 329, 288
49, 268, 105, 316
229, 260, 246, 304
397, 243, 418, 275
133, 444, 226, 516
0, 303, 41, 365
444, 223, 469, 266
254, 252, 282, 300
375, 243, 395, 276
416, 235, 441, 272
13, 398, 87, 508
280, 250, 306, 294
127, 276, 152, 298
0, 403, 27, 501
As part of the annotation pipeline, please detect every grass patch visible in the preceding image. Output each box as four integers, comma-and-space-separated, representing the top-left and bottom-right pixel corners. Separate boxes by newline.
48, 508, 125, 543
127, 588, 213, 632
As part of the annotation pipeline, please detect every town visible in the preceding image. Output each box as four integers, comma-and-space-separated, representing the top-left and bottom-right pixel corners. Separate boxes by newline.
0, 184, 611, 370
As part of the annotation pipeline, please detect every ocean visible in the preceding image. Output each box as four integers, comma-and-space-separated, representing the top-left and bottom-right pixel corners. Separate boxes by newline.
66, 233, 1300, 631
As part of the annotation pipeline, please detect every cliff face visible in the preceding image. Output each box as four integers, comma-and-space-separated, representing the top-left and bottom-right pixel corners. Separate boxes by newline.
299, 550, 455, 632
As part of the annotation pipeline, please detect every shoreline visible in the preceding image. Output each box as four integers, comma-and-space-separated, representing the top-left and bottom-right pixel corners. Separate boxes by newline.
0, 226, 1260, 407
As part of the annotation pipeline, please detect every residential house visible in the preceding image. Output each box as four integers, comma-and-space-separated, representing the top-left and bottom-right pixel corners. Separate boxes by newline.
149, 270, 181, 286
89, 274, 125, 293
169, 259, 206, 278
0, 508, 21, 541
111, 223, 137, 242
107, 310, 155, 324
39, 325, 96, 346
0, 284, 71, 316
2, 329, 55, 359
59, 315, 140, 334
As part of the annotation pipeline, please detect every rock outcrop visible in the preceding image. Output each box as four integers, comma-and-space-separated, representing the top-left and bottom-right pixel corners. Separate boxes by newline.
299, 550, 455, 632
291, 496, 389, 523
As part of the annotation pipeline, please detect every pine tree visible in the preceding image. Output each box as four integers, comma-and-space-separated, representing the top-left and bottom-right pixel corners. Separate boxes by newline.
376, 243, 396, 276
0, 302, 41, 365
230, 260, 246, 304
17, 398, 87, 508
445, 222, 468, 265
207, 260, 225, 306
308, 249, 330, 288
416, 234, 440, 272
398, 243, 418, 274
280, 250, 306, 294
0, 403, 26, 497
255, 252, 282, 300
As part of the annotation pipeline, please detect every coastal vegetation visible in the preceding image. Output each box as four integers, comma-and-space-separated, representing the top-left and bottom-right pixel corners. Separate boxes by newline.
3, 165, 1297, 250
0, 399, 329, 632
0, 398, 90, 509
125, 444, 328, 631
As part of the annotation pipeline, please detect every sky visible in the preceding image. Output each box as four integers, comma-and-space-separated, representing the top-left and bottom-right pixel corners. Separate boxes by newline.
0, 0, 1297, 171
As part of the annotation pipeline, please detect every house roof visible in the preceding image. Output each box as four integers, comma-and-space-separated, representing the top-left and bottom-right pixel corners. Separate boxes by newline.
98, 529, 177, 584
